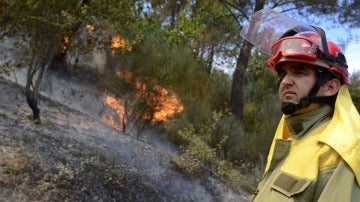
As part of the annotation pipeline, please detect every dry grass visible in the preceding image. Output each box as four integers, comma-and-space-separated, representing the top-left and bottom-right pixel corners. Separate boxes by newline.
0, 146, 32, 200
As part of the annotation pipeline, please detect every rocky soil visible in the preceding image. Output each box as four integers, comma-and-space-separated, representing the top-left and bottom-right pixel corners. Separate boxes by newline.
0, 78, 249, 201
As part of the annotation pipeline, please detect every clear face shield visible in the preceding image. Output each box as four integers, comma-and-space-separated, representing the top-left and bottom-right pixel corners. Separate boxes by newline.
240, 9, 317, 56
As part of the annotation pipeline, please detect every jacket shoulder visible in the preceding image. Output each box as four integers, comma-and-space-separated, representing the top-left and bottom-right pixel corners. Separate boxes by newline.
318, 160, 360, 202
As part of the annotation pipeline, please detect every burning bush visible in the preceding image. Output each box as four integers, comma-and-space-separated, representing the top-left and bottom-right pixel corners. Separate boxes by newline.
101, 69, 183, 132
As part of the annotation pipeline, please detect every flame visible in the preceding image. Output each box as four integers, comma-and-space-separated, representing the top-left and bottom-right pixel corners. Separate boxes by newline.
102, 95, 126, 131
102, 69, 183, 130
111, 35, 132, 55
92, 27, 181, 129
84, 24, 132, 55
61, 36, 69, 53
60, 24, 92, 53
151, 86, 184, 121
118, 69, 183, 121
102, 114, 122, 131
60, 24, 93, 54
86, 24, 95, 34
105, 95, 125, 118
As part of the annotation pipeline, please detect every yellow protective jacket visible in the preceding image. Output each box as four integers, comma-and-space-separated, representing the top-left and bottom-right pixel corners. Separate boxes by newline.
252, 85, 360, 201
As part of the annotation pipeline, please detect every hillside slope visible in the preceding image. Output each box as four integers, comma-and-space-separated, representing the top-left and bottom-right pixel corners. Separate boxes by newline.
0, 78, 249, 201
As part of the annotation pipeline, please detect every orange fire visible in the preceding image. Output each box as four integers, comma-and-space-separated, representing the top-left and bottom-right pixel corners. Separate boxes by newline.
98, 28, 181, 129
105, 95, 125, 120
120, 70, 184, 122
151, 86, 184, 121
86, 24, 95, 34
102, 69, 183, 130
102, 114, 122, 131
102, 95, 126, 131
61, 24, 93, 53
84, 24, 131, 55
111, 35, 132, 55
61, 36, 69, 53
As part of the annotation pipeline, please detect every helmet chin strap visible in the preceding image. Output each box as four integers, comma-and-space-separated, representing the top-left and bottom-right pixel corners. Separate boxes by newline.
281, 98, 309, 115
281, 96, 329, 115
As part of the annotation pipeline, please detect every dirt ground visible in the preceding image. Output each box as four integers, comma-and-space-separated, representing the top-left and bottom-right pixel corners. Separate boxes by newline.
0, 78, 249, 201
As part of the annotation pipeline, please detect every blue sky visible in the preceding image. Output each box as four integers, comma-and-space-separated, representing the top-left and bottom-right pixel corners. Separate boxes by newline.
325, 28, 360, 75
345, 42, 360, 74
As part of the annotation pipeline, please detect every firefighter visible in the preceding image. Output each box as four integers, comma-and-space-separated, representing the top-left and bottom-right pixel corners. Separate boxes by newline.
251, 27, 360, 201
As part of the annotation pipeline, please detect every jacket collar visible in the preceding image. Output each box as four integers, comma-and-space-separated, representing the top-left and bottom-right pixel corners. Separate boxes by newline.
286, 105, 332, 139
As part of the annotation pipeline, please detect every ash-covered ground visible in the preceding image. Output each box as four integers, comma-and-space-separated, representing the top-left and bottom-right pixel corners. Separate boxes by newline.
0, 77, 249, 201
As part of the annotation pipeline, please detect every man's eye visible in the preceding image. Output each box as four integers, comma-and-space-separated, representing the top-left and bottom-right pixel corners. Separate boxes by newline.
279, 73, 286, 79
294, 71, 307, 75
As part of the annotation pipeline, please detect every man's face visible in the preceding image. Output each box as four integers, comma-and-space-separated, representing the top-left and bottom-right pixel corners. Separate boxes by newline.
278, 62, 317, 104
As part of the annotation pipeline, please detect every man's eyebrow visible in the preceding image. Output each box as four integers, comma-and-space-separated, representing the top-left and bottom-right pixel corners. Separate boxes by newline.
290, 65, 313, 72
290, 65, 305, 69
293, 68, 308, 72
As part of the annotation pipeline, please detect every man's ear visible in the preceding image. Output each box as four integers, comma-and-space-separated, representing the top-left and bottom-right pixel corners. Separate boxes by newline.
321, 79, 341, 96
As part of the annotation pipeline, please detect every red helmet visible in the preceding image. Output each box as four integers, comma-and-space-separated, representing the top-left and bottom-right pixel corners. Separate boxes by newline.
267, 31, 349, 84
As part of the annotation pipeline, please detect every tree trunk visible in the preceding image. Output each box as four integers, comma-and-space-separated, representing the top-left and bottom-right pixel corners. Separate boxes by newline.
229, 0, 265, 123
25, 46, 56, 124
25, 89, 40, 122
206, 44, 215, 74
25, 62, 45, 124
0, 1, 10, 34
230, 40, 251, 122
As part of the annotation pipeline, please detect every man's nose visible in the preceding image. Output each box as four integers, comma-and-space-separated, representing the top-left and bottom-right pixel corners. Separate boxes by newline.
281, 74, 294, 85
